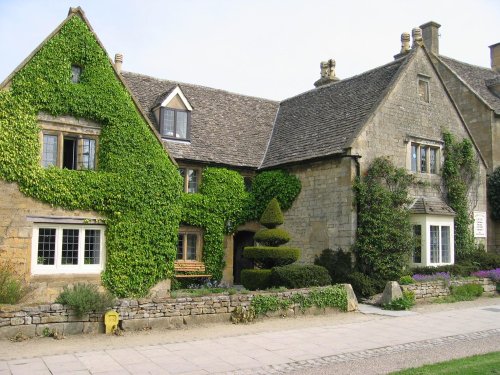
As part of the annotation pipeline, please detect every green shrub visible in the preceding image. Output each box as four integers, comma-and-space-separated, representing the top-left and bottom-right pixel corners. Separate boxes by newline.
240, 269, 272, 290
56, 284, 115, 318
382, 290, 415, 310
347, 272, 384, 298
488, 166, 500, 221
271, 264, 332, 288
314, 248, 352, 284
259, 198, 284, 228
243, 246, 300, 267
0, 262, 27, 304
251, 294, 292, 315
399, 275, 414, 285
254, 228, 290, 246
449, 283, 483, 301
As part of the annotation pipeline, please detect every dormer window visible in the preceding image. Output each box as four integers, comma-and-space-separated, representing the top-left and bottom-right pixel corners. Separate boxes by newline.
71, 65, 82, 83
160, 108, 189, 139
157, 86, 193, 141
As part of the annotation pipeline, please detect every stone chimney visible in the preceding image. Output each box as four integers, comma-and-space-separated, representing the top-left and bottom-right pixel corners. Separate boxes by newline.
114, 53, 123, 74
314, 59, 339, 88
420, 21, 441, 55
394, 32, 411, 59
412, 27, 423, 48
489, 43, 500, 73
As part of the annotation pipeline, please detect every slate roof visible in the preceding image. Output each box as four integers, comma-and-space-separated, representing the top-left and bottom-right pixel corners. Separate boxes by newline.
409, 197, 455, 216
438, 56, 500, 114
260, 57, 407, 168
122, 72, 279, 169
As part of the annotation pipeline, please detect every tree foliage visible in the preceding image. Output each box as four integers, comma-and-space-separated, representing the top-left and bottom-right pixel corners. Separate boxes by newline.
487, 167, 500, 221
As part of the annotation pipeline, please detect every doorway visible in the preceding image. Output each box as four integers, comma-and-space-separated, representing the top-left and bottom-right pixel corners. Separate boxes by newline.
233, 231, 255, 284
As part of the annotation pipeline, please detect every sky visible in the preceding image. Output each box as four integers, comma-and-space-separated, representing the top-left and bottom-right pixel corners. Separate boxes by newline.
0, 0, 499, 101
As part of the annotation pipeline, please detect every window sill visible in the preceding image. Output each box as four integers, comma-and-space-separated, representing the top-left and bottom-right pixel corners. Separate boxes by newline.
163, 137, 191, 144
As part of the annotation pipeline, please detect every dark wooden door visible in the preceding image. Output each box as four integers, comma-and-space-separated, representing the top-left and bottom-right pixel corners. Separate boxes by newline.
233, 231, 255, 284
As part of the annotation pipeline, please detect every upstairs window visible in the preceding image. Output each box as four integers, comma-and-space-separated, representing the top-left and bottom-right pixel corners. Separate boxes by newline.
71, 65, 82, 83
418, 78, 430, 103
179, 167, 200, 193
42, 133, 97, 170
410, 142, 440, 174
160, 108, 189, 139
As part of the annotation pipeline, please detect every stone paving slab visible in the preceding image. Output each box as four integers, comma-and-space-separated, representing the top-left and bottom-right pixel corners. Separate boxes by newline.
1, 303, 499, 374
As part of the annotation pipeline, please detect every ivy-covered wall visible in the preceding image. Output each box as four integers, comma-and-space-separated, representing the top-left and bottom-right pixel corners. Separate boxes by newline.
0, 15, 183, 297
0, 14, 301, 297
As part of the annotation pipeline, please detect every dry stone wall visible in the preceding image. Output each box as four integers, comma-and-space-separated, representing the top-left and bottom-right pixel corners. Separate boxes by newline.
401, 277, 496, 299
0, 286, 357, 339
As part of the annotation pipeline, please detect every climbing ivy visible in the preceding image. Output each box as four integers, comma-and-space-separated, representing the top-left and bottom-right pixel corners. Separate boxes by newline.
353, 157, 414, 281
487, 167, 500, 221
0, 14, 302, 296
0, 15, 182, 297
441, 132, 478, 258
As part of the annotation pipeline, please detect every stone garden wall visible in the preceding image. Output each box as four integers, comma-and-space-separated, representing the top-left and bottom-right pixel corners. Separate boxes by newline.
401, 278, 496, 300
0, 285, 358, 339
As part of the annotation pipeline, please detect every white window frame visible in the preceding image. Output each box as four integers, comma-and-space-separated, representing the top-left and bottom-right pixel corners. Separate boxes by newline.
410, 215, 454, 266
31, 224, 105, 275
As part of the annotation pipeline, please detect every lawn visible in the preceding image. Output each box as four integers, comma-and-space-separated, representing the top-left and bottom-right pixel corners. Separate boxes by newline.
391, 351, 500, 374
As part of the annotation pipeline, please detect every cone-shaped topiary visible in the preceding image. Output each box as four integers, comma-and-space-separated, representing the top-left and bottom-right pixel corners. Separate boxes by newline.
259, 198, 284, 229
241, 198, 301, 290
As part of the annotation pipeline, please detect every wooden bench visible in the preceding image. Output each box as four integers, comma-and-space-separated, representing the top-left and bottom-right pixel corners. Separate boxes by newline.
174, 261, 212, 278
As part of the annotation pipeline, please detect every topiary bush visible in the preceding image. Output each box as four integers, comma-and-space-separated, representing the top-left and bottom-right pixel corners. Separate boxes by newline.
270, 264, 332, 289
241, 198, 301, 290
240, 269, 272, 291
243, 246, 300, 267
314, 248, 353, 284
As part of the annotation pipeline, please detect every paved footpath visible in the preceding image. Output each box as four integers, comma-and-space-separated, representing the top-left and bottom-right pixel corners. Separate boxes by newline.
1, 300, 499, 375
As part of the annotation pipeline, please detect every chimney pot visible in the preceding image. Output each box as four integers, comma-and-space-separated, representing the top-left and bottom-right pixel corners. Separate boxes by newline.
489, 43, 500, 73
420, 21, 441, 55
114, 53, 123, 74
412, 27, 423, 48
314, 59, 339, 87
401, 32, 411, 54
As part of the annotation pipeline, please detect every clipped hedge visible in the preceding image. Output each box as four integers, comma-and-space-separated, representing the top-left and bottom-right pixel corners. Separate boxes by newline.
271, 264, 332, 289
243, 246, 300, 266
259, 198, 284, 228
254, 228, 290, 246
240, 269, 272, 290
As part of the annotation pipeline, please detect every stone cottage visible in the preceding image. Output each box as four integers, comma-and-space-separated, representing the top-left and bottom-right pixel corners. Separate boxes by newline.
0, 8, 491, 299
418, 21, 500, 252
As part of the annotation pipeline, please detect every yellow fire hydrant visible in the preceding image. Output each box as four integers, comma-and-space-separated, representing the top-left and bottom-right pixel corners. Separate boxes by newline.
104, 310, 120, 334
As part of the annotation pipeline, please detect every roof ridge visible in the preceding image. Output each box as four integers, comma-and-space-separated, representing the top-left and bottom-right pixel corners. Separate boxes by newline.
280, 56, 409, 104
438, 55, 497, 74
122, 71, 279, 104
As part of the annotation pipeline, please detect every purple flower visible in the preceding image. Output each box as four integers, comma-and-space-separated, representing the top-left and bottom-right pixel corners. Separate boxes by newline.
472, 268, 500, 282
412, 272, 451, 282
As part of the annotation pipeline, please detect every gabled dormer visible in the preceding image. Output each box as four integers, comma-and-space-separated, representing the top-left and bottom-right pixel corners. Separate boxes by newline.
154, 86, 193, 141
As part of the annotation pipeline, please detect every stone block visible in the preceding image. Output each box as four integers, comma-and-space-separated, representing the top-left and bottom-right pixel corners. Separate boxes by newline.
380, 281, 403, 305
36, 323, 64, 336
149, 317, 184, 330
10, 317, 24, 326
0, 324, 36, 339
41, 314, 68, 323
64, 322, 84, 335
83, 322, 104, 334
121, 318, 149, 331
182, 313, 231, 326
342, 283, 359, 312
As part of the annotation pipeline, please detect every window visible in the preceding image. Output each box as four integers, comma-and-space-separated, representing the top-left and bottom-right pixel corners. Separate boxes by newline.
160, 108, 190, 139
410, 216, 454, 266
430, 225, 451, 264
410, 142, 440, 174
71, 65, 82, 83
179, 167, 200, 193
32, 225, 104, 274
418, 79, 429, 103
41, 132, 97, 170
177, 228, 202, 261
